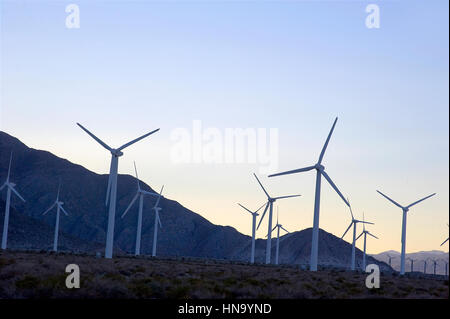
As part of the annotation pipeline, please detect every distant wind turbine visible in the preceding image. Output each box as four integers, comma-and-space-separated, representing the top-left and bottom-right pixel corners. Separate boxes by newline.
440, 224, 449, 247
237, 202, 266, 264
253, 173, 300, 264
152, 186, 164, 257
423, 259, 428, 274
377, 190, 436, 275
121, 162, 159, 256
386, 254, 395, 268
431, 259, 438, 275
42, 182, 69, 252
269, 117, 349, 271
0, 152, 26, 250
441, 260, 448, 277
341, 200, 374, 271
406, 257, 415, 273
77, 123, 159, 258
266, 207, 290, 265
355, 212, 378, 271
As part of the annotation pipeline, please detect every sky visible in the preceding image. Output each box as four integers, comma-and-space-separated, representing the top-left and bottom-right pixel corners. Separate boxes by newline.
0, 0, 448, 254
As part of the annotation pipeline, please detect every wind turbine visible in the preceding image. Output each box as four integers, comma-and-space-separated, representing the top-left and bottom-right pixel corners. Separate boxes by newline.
0, 152, 26, 250
355, 212, 378, 271
253, 173, 300, 264
440, 224, 449, 247
152, 186, 164, 257
269, 117, 349, 271
431, 259, 438, 275
386, 254, 395, 268
42, 182, 69, 252
237, 202, 265, 264
77, 123, 159, 258
440, 259, 448, 277
377, 190, 436, 275
406, 257, 415, 273
341, 200, 374, 271
266, 207, 290, 265
423, 259, 428, 274
121, 162, 159, 256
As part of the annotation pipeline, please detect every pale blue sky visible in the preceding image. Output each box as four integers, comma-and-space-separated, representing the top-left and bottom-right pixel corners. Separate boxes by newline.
1, 0, 448, 253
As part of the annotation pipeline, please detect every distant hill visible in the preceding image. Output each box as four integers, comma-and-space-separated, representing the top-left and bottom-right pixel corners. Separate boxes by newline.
0, 130, 391, 270
372, 250, 449, 275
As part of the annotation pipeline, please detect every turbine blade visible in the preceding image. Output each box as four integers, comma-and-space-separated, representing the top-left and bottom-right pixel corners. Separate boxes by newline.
363, 212, 366, 231
105, 159, 113, 205
368, 232, 379, 240
341, 222, 353, 239
268, 165, 315, 178
56, 181, 61, 201
406, 193, 436, 209
154, 185, 164, 208
253, 173, 270, 198
6, 151, 12, 182
134, 161, 141, 190
376, 190, 403, 209
255, 202, 267, 213
348, 198, 354, 219
355, 232, 364, 241
142, 190, 159, 197
117, 128, 160, 151
42, 203, 56, 215
321, 170, 349, 206
318, 117, 338, 164
0, 183, 6, 191
157, 213, 162, 228
360, 221, 374, 225
60, 205, 69, 216
121, 193, 139, 218
273, 194, 301, 200
441, 238, 449, 246
238, 203, 253, 215
281, 226, 289, 233
77, 123, 112, 151
256, 202, 270, 230
271, 225, 277, 232
10, 186, 25, 202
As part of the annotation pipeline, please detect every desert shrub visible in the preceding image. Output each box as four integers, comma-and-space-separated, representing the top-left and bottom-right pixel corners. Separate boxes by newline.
16, 276, 40, 289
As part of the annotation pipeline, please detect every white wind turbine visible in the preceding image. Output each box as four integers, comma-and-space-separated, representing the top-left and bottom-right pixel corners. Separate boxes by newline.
269, 117, 349, 271
431, 259, 438, 275
1, 152, 26, 250
422, 259, 428, 274
237, 203, 266, 264
77, 123, 159, 258
440, 224, 449, 247
377, 190, 436, 275
42, 182, 69, 252
386, 254, 395, 268
152, 186, 164, 257
355, 212, 378, 271
121, 162, 159, 256
406, 257, 415, 273
341, 200, 374, 271
253, 173, 300, 264
266, 207, 290, 265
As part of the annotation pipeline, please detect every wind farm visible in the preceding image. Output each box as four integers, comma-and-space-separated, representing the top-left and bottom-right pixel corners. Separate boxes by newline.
0, 0, 447, 303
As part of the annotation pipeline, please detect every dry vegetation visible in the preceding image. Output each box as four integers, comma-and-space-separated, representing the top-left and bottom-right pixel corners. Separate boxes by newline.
0, 250, 447, 299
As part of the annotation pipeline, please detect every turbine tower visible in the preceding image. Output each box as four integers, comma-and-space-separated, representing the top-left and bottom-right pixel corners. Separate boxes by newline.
341, 201, 373, 271
238, 203, 265, 264
377, 190, 436, 275
121, 162, 159, 256
355, 212, 378, 271
423, 259, 428, 274
267, 207, 290, 265
431, 259, 438, 275
77, 123, 159, 258
42, 182, 69, 252
406, 258, 415, 273
440, 224, 449, 247
0, 152, 26, 250
386, 254, 395, 268
269, 117, 349, 271
152, 186, 164, 257
253, 173, 300, 264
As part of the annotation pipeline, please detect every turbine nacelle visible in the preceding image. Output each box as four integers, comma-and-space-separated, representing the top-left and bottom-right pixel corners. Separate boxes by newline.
111, 149, 124, 157
314, 163, 325, 171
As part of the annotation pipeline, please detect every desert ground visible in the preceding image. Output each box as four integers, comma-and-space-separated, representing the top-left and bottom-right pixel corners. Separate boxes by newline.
0, 250, 447, 299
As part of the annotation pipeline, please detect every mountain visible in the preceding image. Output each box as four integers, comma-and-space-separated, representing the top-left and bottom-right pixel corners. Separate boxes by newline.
372, 250, 449, 275
0, 130, 391, 271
